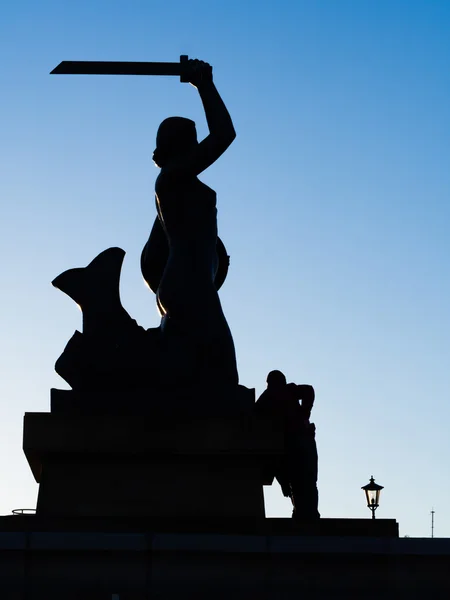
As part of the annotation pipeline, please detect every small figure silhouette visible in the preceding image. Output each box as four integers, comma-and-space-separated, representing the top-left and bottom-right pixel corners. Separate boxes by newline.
255, 370, 320, 520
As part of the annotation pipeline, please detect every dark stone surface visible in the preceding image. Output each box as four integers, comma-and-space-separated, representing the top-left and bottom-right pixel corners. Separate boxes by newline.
0, 515, 400, 537
23, 412, 283, 519
49, 385, 255, 417
14, 516, 450, 600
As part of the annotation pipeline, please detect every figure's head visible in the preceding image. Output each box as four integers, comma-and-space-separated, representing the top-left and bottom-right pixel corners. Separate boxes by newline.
153, 117, 198, 168
266, 370, 287, 390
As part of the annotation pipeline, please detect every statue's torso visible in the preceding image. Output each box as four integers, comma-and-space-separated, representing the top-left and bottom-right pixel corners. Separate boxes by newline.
155, 172, 217, 250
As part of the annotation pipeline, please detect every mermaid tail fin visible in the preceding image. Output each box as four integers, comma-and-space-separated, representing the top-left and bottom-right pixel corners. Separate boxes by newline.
52, 248, 161, 391
52, 247, 133, 338
52, 247, 126, 309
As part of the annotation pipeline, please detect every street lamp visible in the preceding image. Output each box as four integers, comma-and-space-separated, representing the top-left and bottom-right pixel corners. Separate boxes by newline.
362, 476, 383, 519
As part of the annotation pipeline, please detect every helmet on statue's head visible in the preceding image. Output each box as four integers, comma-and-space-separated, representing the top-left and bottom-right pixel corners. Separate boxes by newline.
153, 117, 198, 167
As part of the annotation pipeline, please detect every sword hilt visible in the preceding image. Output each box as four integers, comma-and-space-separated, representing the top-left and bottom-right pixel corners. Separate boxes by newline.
179, 55, 189, 83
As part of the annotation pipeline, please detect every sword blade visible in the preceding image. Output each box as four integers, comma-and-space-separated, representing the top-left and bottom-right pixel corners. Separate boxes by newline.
50, 61, 182, 76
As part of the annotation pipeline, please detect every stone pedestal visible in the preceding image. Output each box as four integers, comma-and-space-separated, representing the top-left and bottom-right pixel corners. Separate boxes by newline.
23, 409, 284, 519
0, 515, 408, 600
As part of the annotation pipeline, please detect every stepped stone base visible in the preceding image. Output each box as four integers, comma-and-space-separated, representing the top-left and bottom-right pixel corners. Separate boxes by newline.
23, 411, 284, 519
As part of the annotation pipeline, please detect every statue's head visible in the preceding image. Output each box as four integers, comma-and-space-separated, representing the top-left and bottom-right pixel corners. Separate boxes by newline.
153, 117, 198, 168
266, 370, 287, 390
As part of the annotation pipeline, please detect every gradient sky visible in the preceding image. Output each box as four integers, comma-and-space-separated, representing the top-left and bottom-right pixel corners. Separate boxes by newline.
1, 0, 449, 537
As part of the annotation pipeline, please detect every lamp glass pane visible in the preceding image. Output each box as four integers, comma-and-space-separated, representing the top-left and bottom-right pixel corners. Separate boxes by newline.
367, 489, 378, 505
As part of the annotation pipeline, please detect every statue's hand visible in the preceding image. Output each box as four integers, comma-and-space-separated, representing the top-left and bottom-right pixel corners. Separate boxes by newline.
187, 59, 213, 88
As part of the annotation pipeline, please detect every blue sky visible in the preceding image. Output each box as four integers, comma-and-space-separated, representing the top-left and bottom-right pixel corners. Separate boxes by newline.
1, 0, 449, 536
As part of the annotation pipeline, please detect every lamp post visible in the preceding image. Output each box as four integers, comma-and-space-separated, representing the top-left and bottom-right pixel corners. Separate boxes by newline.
362, 476, 383, 519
